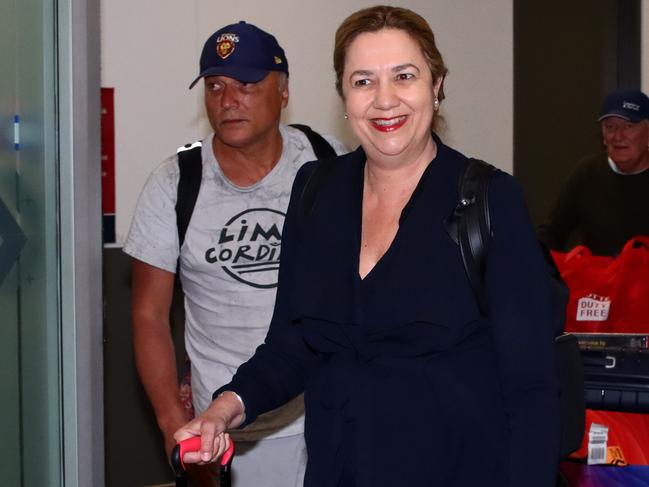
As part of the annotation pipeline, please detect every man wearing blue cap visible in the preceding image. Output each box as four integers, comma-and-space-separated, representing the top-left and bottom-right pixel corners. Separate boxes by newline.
124, 21, 346, 486
539, 89, 649, 255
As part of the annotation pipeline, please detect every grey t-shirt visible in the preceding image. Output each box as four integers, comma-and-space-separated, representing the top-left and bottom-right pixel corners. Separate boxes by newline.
124, 124, 347, 440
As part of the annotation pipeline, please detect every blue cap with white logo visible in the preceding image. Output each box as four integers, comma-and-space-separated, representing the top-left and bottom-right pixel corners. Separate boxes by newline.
189, 21, 289, 89
598, 89, 649, 123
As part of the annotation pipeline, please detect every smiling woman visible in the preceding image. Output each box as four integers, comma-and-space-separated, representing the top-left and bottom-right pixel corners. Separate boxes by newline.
342, 30, 439, 169
342, 28, 441, 278
174, 6, 560, 487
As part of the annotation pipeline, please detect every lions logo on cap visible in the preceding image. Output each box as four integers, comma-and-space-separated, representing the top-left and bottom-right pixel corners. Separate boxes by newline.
216, 33, 239, 59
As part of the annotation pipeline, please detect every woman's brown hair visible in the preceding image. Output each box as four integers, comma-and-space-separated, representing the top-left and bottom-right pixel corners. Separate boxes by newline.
334, 5, 448, 102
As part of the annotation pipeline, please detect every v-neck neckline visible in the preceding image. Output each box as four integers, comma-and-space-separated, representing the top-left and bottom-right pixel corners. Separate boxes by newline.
355, 147, 439, 283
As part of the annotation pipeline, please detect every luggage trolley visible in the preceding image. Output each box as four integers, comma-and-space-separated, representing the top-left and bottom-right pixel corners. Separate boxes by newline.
171, 437, 235, 487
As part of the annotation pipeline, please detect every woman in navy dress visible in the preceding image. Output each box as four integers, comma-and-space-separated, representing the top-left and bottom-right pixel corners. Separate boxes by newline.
176, 6, 559, 486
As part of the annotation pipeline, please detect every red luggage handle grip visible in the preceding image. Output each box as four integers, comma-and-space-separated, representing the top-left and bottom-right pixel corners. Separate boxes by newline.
171, 436, 235, 474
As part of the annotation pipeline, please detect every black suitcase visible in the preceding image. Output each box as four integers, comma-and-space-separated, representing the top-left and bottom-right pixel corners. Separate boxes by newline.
580, 344, 649, 412
171, 437, 234, 487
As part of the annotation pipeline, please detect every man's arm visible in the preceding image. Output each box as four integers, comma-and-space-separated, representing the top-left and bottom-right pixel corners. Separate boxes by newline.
131, 258, 189, 455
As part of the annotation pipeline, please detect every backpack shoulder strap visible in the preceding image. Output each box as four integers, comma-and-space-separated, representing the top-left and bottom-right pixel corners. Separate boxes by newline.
175, 141, 203, 249
451, 158, 497, 314
289, 123, 337, 159
289, 124, 339, 217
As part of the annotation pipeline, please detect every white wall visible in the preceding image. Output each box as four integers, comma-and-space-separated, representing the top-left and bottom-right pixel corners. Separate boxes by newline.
101, 0, 513, 243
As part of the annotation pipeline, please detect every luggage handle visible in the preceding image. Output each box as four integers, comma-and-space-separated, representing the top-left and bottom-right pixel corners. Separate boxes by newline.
581, 352, 617, 369
171, 436, 235, 487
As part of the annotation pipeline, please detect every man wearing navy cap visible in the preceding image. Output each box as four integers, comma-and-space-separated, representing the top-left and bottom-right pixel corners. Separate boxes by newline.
124, 21, 346, 486
539, 89, 649, 255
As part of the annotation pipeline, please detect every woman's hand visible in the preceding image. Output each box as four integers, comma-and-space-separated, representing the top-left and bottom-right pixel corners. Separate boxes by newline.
173, 391, 246, 464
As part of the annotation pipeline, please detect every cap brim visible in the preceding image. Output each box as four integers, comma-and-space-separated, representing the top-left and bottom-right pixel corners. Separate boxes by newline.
598, 111, 643, 123
188, 66, 271, 89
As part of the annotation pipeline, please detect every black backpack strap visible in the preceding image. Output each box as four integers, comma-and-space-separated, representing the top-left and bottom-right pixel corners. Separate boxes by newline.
289, 124, 339, 217
289, 123, 337, 159
175, 142, 203, 249
446, 158, 497, 314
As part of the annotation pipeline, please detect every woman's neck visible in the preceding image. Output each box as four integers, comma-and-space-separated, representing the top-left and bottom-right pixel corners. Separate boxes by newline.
363, 136, 437, 201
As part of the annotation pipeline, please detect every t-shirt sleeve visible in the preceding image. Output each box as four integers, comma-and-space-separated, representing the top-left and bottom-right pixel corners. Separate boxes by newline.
123, 157, 180, 273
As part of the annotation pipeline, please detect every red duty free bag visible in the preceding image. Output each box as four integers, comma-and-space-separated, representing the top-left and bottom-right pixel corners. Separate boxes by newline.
551, 236, 649, 333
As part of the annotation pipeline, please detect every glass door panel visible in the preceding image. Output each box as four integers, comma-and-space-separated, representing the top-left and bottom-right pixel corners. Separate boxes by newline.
0, 0, 62, 485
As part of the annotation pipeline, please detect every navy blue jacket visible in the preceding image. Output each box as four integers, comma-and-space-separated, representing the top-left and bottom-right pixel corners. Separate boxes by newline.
217, 137, 559, 486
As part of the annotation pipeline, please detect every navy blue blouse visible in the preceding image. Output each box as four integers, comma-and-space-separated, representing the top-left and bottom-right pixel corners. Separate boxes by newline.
217, 136, 559, 487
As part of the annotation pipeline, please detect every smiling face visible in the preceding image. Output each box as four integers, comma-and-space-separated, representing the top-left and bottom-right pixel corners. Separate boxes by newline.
204, 71, 288, 151
342, 28, 442, 164
601, 117, 649, 173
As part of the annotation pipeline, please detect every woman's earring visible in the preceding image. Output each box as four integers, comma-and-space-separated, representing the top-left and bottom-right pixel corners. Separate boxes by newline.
433, 98, 440, 111
344, 113, 349, 119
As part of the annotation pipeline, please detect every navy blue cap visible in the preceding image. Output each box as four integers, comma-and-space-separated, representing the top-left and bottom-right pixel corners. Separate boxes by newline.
598, 89, 649, 123
189, 21, 289, 89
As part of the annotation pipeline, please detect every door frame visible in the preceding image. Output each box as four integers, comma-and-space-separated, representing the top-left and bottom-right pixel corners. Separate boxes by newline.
57, 0, 104, 485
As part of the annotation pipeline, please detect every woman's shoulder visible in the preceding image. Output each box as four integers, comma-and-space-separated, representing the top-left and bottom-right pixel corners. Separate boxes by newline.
295, 148, 363, 191
289, 149, 364, 222
296, 147, 362, 174
486, 168, 527, 213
